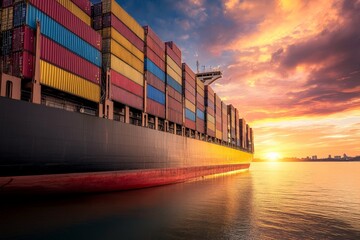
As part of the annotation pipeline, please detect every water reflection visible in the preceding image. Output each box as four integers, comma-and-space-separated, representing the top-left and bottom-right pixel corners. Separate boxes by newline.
0, 171, 254, 240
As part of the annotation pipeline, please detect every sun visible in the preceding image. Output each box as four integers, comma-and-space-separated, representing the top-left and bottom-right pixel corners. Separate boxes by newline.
265, 152, 281, 162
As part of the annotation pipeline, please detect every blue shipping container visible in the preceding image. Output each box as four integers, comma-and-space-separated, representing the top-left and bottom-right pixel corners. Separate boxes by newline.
26, 5, 101, 67
166, 74, 182, 94
147, 84, 165, 105
13, 2, 27, 27
185, 108, 196, 122
145, 58, 165, 82
196, 109, 205, 120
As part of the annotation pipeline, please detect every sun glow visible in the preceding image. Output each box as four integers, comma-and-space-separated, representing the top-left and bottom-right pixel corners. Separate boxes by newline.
265, 152, 281, 162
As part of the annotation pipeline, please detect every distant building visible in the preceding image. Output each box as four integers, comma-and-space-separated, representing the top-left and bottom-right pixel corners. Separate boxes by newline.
311, 155, 317, 160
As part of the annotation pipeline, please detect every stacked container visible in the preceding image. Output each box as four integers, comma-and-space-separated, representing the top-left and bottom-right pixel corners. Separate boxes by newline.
227, 105, 236, 145
1, 0, 102, 103
196, 78, 205, 134
250, 128, 254, 153
235, 108, 240, 147
246, 124, 250, 150
56, 0, 91, 26
221, 102, 228, 143
144, 26, 166, 119
96, 0, 145, 110
165, 41, 182, 125
205, 85, 215, 137
239, 118, 247, 149
182, 63, 197, 130
214, 93, 222, 140
1, 1, 14, 75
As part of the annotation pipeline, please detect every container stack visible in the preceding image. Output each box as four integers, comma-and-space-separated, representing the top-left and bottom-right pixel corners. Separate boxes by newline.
144, 26, 166, 119
1, 1, 15, 76
205, 85, 215, 137
165, 41, 183, 125
239, 118, 247, 149
235, 108, 240, 147
250, 128, 254, 153
214, 93, 222, 140
3, 0, 102, 103
96, 0, 145, 111
221, 102, 228, 143
196, 78, 205, 134
246, 124, 250, 150
182, 63, 197, 131
227, 105, 236, 145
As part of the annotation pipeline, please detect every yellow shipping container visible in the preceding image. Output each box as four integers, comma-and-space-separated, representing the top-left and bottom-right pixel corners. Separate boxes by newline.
40, 60, 100, 102
166, 65, 182, 84
207, 122, 215, 131
102, 0, 145, 41
166, 55, 182, 77
185, 99, 196, 113
216, 130, 223, 140
197, 86, 204, 97
1, 7, 13, 31
103, 39, 144, 74
103, 54, 144, 86
102, 27, 144, 62
207, 113, 215, 124
56, 0, 91, 26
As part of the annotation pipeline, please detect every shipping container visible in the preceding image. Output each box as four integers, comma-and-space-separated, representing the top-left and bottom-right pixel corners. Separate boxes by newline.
103, 38, 144, 73
166, 55, 181, 78
146, 71, 165, 92
13, 2, 26, 27
12, 51, 34, 78
1, 29, 12, 55
145, 46, 165, 70
167, 85, 182, 103
1, 6, 13, 31
185, 108, 196, 121
40, 60, 100, 103
147, 98, 165, 119
71, 0, 91, 16
185, 118, 196, 130
168, 96, 182, 113
239, 118, 246, 149
235, 108, 240, 147
1, 55, 13, 75
227, 105, 236, 144
184, 89, 196, 104
197, 79, 205, 97
102, 0, 145, 41
165, 45, 181, 68
103, 53, 143, 86
12, 25, 34, 53
41, 36, 100, 84
167, 75, 182, 94
92, 2, 102, 17
167, 108, 182, 125
147, 84, 165, 105
28, 0, 101, 50
196, 118, 205, 134
56, 0, 91, 25
102, 13, 144, 52
222, 102, 228, 142
26, 5, 102, 67
2, 0, 13, 8
165, 41, 181, 59
144, 58, 165, 82
196, 109, 205, 120
144, 26, 165, 53
110, 69, 143, 97
185, 99, 196, 113
111, 84, 143, 110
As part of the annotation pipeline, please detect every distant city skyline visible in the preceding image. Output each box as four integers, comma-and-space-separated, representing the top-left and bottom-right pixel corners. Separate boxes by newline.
112, 0, 360, 158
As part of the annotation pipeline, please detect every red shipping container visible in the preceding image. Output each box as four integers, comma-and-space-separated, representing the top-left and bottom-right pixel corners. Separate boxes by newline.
146, 71, 165, 92
41, 36, 100, 84
216, 121, 222, 130
207, 106, 215, 116
168, 108, 182, 125
206, 128, 215, 137
71, 0, 91, 16
167, 86, 182, 103
205, 85, 214, 97
110, 69, 143, 97
29, 0, 101, 50
206, 98, 215, 109
146, 36, 165, 61
12, 51, 34, 79
12, 25, 35, 53
146, 98, 165, 119
2, 0, 13, 8
111, 84, 143, 110
185, 82, 196, 96
185, 90, 196, 104
185, 119, 196, 130
168, 96, 182, 112
144, 26, 165, 52
145, 47, 165, 70
166, 47, 181, 67
196, 118, 205, 133
183, 63, 195, 80
102, 13, 144, 52
166, 41, 181, 59
184, 73, 196, 89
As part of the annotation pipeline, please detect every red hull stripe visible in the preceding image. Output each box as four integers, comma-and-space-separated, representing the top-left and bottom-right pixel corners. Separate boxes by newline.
0, 164, 250, 195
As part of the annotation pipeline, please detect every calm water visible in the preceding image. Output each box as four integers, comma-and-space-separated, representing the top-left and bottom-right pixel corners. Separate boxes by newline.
1, 162, 360, 240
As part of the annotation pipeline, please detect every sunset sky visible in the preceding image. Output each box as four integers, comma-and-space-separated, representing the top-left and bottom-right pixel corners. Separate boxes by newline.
114, 0, 360, 159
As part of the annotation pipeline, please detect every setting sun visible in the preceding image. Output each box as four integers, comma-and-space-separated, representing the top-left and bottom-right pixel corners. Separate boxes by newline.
265, 152, 281, 162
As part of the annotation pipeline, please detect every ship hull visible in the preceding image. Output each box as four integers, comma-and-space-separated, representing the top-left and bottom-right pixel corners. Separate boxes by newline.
0, 97, 252, 194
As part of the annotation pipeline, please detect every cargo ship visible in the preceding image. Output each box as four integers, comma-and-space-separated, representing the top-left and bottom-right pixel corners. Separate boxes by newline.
0, 0, 254, 194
